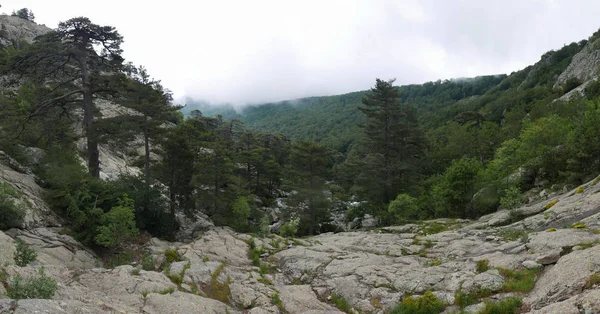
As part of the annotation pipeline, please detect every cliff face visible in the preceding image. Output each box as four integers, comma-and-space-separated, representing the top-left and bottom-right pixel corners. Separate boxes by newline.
0, 15, 50, 48
556, 38, 600, 87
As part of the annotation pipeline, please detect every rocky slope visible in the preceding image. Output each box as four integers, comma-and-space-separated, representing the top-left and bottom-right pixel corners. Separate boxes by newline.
3, 141, 600, 313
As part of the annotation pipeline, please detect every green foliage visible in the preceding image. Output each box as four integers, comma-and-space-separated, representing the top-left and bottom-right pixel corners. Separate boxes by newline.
499, 186, 522, 210
95, 195, 139, 249
258, 215, 271, 237
498, 267, 540, 293
141, 254, 155, 271
585, 272, 600, 289
231, 196, 251, 232
247, 238, 262, 267
431, 158, 483, 218
331, 294, 352, 313
164, 248, 182, 264
272, 292, 285, 311
545, 200, 559, 210
0, 181, 24, 230
13, 239, 37, 267
7, 268, 57, 299
498, 230, 528, 242
478, 297, 523, 314
280, 220, 298, 238
204, 262, 230, 303
476, 259, 490, 273
390, 291, 445, 314
454, 290, 479, 308
388, 194, 419, 223
111, 175, 178, 240
12, 8, 35, 21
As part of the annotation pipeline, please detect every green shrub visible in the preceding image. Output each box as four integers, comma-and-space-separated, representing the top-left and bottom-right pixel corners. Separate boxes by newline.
105, 250, 135, 268
141, 254, 155, 271
7, 268, 57, 299
545, 200, 559, 210
585, 272, 600, 289
231, 196, 251, 232
0, 181, 24, 230
499, 186, 522, 210
498, 268, 540, 293
280, 220, 298, 238
95, 195, 139, 250
478, 297, 522, 314
164, 248, 182, 264
576, 186, 585, 194
272, 292, 285, 311
13, 239, 37, 267
454, 290, 478, 308
388, 193, 419, 223
573, 222, 587, 229
390, 291, 445, 314
331, 294, 352, 313
476, 259, 489, 273
247, 238, 263, 267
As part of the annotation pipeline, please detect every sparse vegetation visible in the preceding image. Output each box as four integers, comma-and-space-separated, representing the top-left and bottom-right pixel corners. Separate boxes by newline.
391, 291, 445, 314
573, 222, 587, 229
585, 272, 600, 289
272, 292, 285, 311
498, 267, 540, 293
0, 181, 25, 230
478, 297, 523, 314
546, 228, 556, 232
331, 294, 352, 313
498, 229, 529, 242
545, 200, 559, 210
576, 186, 585, 194
476, 259, 490, 273
6, 268, 57, 299
141, 254, 155, 271
13, 239, 37, 267
204, 262, 230, 303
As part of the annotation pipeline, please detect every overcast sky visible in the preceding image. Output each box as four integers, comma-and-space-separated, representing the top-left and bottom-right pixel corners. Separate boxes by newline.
3, 1, 600, 106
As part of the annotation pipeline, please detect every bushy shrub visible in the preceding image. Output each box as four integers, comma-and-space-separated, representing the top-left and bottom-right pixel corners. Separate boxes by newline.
499, 186, 522, 210
13, 239, 37, 266
476, 259, 490, 273
7, 268, 57, 299
280, 219, 298, 238
388, 193, 419, 223
390, 291, 445, 314
164, 248, 182, 264
479, 297, 522, 314
141, 254, 155, 271
231, 196, 251, 232
95, 195, 139, 249
0, 181, 24, 230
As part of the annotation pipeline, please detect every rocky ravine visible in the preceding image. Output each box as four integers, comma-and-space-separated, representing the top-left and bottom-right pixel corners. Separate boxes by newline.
2, 167, 600, 313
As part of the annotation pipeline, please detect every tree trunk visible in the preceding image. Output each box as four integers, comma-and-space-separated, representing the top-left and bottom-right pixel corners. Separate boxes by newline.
79, 52, 100, 178
143, 115, 151, 188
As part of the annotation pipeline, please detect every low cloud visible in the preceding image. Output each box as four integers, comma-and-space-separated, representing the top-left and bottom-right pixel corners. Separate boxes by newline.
6, 0, 600, 106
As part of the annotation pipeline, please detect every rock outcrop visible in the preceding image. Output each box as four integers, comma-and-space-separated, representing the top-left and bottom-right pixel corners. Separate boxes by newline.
556, 38, 600, 87
0, 15, 50, 48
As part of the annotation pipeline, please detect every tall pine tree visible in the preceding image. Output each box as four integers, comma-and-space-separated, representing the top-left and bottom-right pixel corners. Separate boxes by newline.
356, 78, 425, 205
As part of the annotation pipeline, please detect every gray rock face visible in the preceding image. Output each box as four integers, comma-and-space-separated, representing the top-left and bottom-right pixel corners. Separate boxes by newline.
556, 39, 600, 87
0, 15, 51, 48
6, 228, 98, 269
526, 245, 600, 309
0, 160, 61, 228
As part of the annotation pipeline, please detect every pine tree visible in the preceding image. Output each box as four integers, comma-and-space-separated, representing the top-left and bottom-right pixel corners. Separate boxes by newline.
357, 78, 425, 205
4, 17, 124, 178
